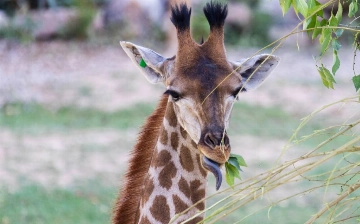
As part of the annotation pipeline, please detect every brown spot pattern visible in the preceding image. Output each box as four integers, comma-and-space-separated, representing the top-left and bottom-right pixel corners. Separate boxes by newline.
171, 132, 179, 150
190, 180, 202, 192
165, 103, 178, 127
159, 128, 168, 145
173, 194, 188, 214
190, 180, 206, 210
196, 154, 208, 177
159, 161, 177, 190
195, 198, 205, 211
142, 176, 154, 207
155, 150, 171, 168
180, 145, 194, 172
191, 140, 197, 149
188, 217, 204, 224
139, 216, 151, 224
178, 177, 191, 198
150, 195, 170, 223
180, 126, 187, 139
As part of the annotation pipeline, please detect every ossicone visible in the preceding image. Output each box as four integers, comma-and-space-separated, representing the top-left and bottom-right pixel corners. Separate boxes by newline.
203, 1, 228, 30
170, 3, 191, 32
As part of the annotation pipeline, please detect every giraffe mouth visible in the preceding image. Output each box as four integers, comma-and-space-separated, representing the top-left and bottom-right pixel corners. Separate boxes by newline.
202, 156, 222, 190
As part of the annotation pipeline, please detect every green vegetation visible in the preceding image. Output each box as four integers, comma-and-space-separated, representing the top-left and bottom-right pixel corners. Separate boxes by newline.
191, 0, 273, 47
0, 101, 329, 140
0, 183, 115, 224
280, 0, 360, 92
58, 0, 96, 40
229, 102, 327, 140
204, 198, 326, 224
0, 19, 34, 42
0, 103, 155, 133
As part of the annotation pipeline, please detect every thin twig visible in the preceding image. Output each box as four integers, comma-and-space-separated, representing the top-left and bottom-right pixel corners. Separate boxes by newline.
305, 181, 360, 224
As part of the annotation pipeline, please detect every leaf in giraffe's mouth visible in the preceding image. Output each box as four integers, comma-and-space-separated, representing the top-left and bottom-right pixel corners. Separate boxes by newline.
202, 156, 222, 190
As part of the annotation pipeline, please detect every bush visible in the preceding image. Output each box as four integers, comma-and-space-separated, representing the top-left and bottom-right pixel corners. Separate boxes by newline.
0, 19, 35, 42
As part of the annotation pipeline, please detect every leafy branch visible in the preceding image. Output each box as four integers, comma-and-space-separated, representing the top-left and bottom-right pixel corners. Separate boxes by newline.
281, 0, 360, 91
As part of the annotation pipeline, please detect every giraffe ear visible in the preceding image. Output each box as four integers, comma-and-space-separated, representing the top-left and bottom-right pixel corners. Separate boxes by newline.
230, 54, 280, 91
120, 41, 173, 84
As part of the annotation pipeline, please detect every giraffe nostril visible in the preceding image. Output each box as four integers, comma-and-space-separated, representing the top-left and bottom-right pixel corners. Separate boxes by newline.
223, 134, 230, 146
204, 133, 218, 149
204, 132, 230, 149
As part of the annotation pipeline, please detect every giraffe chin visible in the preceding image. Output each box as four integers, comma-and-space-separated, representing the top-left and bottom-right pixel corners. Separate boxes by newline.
202, 156, 222, 191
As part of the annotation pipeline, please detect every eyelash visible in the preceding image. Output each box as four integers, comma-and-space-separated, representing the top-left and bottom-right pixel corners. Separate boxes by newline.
232, 86, 246, 99
164, 90, 181, 101
232, 88, 241, 98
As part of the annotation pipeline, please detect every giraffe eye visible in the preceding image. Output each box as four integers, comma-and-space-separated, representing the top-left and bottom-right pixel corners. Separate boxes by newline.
164, 90, 181, 102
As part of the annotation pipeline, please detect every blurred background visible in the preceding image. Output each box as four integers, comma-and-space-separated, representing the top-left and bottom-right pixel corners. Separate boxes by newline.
0, 0, 359, 223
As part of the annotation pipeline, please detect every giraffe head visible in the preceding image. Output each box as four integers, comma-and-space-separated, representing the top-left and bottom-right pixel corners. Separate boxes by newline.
120, 1, 279, 189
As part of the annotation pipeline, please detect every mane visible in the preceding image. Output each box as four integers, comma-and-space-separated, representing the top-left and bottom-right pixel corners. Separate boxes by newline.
112, 94, 169, 224
203, 1, 228, 29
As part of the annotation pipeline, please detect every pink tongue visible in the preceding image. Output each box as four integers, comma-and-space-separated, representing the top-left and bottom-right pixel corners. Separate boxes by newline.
202, 156, 222, 190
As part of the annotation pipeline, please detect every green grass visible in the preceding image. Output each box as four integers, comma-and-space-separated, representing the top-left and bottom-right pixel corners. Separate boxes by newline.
0, 184, 320, 224
209, 202, 326, 224
0, 183, 116, 224
229, 102, 323, 139
0, 103, 155, 133
0, 101, 326, 140
229, 102, 356, 150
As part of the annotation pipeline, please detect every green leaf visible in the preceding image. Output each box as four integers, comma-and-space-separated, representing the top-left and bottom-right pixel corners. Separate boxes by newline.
352, 75, 360, 91
230, 153, 248, 167
226, 154, 246, 187
307, 0, 323, 17
226, 162, 241, 178
312, 19, 327, 39
225, 163, 234, 188
318, 67, 329, 88
303, 15, 316, 34
332, 39, 342, 51
228, 157, 242, 171
329, 14, 339, 27
335, 29, 344, 38
307, 0, 317, 9
320, 27, 332, 55
320, 32, 331, 55
319, 24, 330, 43
280, 0, 292, 15
318, 65, 336, 89
293, 0, 308, 16
335, 2, 343, 23
324, 66, 336, 87
348, 1, 359, 17
332, 50, 340, 75
230, 164, 241, 180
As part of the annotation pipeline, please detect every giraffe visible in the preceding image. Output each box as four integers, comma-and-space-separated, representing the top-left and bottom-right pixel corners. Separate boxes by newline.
113, 2, 280, 223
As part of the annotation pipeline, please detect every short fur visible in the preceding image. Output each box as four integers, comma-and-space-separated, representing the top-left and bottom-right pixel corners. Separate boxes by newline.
201, 1, 228, 63
112, 94, 169, 224
203, 1, 228, 30
170, 3, 191, 32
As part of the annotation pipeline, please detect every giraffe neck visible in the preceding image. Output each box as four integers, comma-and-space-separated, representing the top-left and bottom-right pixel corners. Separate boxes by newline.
138, 100, 208, 223
113, 95, 208, 224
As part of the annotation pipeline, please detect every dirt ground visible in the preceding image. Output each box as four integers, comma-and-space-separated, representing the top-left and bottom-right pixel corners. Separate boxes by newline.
1, 40, 358, 112
0, 40, 359, 189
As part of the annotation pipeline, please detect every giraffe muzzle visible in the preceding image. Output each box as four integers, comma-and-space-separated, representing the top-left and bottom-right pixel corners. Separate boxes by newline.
202, 156, 222, 190
198, 131, 231, 190
198, 132, 231, 164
